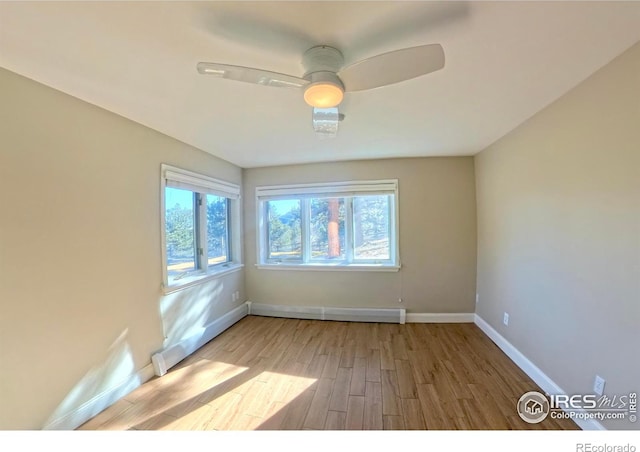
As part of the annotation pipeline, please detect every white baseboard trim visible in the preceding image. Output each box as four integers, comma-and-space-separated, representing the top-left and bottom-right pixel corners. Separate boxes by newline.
152, 302, 249, 376
406, 313, 475, 323
43, 364, 155, 430
247, 301, 406, 324
474, 314, 605, 431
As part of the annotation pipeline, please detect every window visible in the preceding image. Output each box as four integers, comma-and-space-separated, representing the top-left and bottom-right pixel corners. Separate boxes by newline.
162, 165, 241, 292
256, 180, 400, 270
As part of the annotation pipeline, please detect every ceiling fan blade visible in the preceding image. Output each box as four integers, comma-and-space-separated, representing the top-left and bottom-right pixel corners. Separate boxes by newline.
196, 8, 316, 58
338, 44, 445, 92
348, 3, 468, 59
197, 62, 309, 89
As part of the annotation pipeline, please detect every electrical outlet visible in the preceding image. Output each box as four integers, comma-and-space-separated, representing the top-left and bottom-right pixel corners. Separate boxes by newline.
503, 312, 509, 326
594, 375, 606, 396
476, 293, 479, 304
235, 291, 240, 300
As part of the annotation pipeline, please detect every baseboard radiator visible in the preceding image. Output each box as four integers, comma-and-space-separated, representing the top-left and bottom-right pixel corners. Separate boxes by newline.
247, 301, 406, 324
151, 303, 248, 377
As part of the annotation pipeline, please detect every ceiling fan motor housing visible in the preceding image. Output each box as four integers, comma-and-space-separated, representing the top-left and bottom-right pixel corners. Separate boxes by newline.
302, 45, 344, 78
302, 46, 345, 107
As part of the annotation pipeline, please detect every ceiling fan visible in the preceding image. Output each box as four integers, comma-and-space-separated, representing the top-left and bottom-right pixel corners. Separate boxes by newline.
197, 43, 445, 136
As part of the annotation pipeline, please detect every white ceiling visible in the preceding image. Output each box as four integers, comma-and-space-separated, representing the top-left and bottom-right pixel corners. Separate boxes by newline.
1, 1, 639, 168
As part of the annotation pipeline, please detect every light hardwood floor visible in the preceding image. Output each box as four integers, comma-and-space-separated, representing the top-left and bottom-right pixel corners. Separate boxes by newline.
78, 316, 578, 430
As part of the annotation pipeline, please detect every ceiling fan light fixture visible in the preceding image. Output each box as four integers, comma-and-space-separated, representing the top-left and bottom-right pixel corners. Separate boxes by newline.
303, 81, 344, 108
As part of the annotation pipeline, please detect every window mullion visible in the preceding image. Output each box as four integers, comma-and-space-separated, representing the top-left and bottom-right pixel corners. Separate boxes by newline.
193, 192, 200, 270
196, 193, 208, 271
389, 195, 395, 265
225, 198, 231, 263
263, 201, 270, 262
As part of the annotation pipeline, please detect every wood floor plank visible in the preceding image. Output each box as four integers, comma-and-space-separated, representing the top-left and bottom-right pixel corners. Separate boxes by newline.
363, 381, 383, 430
329, 367, 352, 412
407, 349, 433, 384
383, 415, 405, 430
350, 357, 367, 396
279, 389, 315, 430
239, 379, 273, 419
354, 324, 369, 359
321, 321, 348, 350
134, 412, 179, 431
442, 358, 473, 399
346, 396, 365, 430
391, 333, 409, 360
297, 335, 321, 364
381, 369, 401, 416
402, 398, 426, 430
165, 402, 219, 431
377, 323, 394, 342
255, 401, 288, 430
432, 364, 465, 418
321, 346, 343, 379
227, 413, 263, 430
379, 341, 396, 370
325, 410, 346, 430
403, 323, 423, 351
467, 383, 511, 429
303, 353, 328, 380
78, 317, 579, 432
366, 349, 382, 382
303, 378, 334, 429
77, 398, 133, 430
417, 383, 452, 430
366, 323, 380, 350
339, 339, 356, 368
395, 358, 418, 399
205, 392, 244, 431
458, 398, 492, 430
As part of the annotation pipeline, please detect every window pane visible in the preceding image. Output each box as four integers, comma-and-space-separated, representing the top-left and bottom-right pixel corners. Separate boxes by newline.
310, 197, 345, 260
165, 187, 196, 280
353, 195, 390, 260
207, 194, 229, 266
267, 199, 301, 260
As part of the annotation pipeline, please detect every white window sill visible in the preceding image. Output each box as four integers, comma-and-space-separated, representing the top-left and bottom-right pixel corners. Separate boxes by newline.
255, 263, 401, 272
162, 263, 243, 294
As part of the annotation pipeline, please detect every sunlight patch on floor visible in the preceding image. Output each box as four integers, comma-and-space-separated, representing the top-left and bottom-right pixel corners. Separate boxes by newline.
149, 367, 317, 430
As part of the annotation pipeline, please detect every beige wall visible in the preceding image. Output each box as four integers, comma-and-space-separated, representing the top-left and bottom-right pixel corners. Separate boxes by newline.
475, 42, 640, 429
0, 68, 245, 429
7, 39, 635, 432
243, 158, 477, 314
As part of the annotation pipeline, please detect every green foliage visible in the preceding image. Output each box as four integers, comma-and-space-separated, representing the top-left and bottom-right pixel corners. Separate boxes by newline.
266, 196, 389, 259
166, 202, 194, 261
207, 195, 228, 257
268, 203, 301, 255
165, 195, 230, 263
354, 195, 389, 242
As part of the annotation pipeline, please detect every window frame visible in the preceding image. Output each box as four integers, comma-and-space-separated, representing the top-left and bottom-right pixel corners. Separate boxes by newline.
161, 164, 242, 293
256, 180, 400, 272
